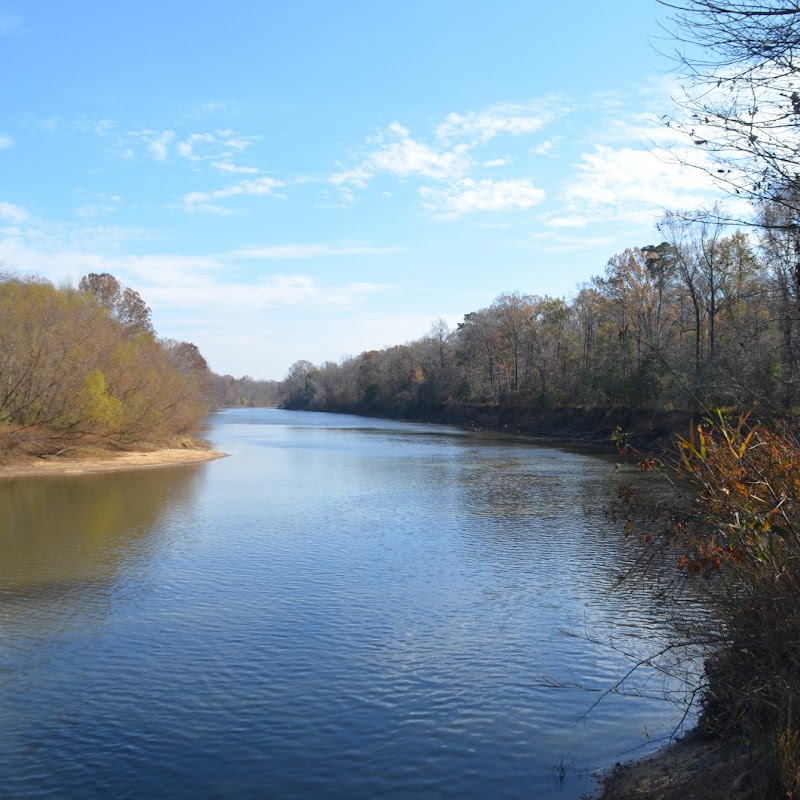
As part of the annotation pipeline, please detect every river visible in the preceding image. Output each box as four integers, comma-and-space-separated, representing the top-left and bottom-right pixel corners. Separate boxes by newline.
0, 408, 698, 799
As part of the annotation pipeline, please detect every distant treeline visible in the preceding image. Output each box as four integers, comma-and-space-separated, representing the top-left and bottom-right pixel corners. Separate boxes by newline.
279, 210, 800, 428
209, 374, 282, 409
0, 271, 212, 453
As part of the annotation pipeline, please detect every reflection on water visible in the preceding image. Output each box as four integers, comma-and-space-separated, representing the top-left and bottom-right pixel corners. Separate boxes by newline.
0, 466, 203, 600
0, 409, 702, 799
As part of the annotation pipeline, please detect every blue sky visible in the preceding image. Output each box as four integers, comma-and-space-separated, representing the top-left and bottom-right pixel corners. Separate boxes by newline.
0, 1, 726, 379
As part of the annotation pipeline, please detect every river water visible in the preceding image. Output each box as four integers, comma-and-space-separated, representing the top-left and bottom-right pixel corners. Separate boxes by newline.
0, 408, 697, 799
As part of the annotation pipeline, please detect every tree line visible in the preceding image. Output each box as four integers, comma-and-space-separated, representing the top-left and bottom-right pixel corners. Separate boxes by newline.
0, 271, 212, 453
278, 209, 798, 424
209, 373, 282, 409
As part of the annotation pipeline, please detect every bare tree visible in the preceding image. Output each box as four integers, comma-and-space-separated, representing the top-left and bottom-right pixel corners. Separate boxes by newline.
660, 1, 800, 220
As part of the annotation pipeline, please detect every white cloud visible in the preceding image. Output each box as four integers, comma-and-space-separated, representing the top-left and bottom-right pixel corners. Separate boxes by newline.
176, 132, 216, 160
561, 144, 722, 224
540, 233, 619, 253
371, 137, 470, 179
196, 308, 466, 379
335, 122, 471, 185
219, 135, 253, 151
183, 177, 286, 212
0, 210, 392, 317
0, 134, 13, 149
419, 178, 545, 219
0, 202, 28, 224
197, 100, 230, 115
601, 113, 687, 147
75, 194, 121, 219
532, 137, 560, 156
125, 128, 259, 172
74, 117, 115, 136
329, 165, 373, 189
329, 102, 564, 214
24, 114, 115, 137
142, 274, 388, 311
228, 244, 407, 260
330, 120, 473, 194
540, 214, 588, 229
435, 101, 559, 143
146, 130, 175, 161
211, 161, 260, 174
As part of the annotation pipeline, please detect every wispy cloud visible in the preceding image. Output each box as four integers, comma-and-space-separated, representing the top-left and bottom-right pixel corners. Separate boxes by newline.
211, 161, 260, 174
0, 208, 393, 315
420, 178, 545, 219
228, 243, 407, 260
539, 214, 588, 229
145, 129, 175, 161
183, 176, 286, 213
175, 129, 258, 161
560, 144, 720, 225
368, 122, 471, 179
74, 117, 115, 136
330, 121, 472, 194
329, 102, 564, 216
24, 114, 115, 136
536, 233, 619, 253
74, 192, 121, 219
142, 274, 388, 311
531, 137, 560, 156
176, 132, 215, 160
0, 201, 28, 225
435, 100, 561, 143
0, 11, 22, 36
122, 127, 261, 176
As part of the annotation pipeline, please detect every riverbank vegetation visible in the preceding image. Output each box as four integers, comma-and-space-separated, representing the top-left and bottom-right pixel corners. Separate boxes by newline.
608, 413, 800, 798
278, 218, 792, 440
0, 271, 212, 455
611, 1, 800, 795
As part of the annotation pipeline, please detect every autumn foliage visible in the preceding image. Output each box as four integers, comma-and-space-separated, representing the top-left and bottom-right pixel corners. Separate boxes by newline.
0, 273, 211, 452
624, 414, 800, 796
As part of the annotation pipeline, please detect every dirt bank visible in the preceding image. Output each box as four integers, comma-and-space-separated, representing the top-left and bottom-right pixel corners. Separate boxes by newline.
309, 402, 699, 450
596, 734, 770, 800
0, 445, 227, 479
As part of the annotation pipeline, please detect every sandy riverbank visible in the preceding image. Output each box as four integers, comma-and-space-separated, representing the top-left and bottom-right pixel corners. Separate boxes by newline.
0, 446, 227, 478
596, 734, 770, 799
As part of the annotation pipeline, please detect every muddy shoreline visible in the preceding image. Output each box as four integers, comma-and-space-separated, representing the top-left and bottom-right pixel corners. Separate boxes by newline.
595, 733, 769, 799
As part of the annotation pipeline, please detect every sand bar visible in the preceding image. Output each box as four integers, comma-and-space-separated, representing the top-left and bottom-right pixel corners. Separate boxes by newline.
0, 448, 227, 479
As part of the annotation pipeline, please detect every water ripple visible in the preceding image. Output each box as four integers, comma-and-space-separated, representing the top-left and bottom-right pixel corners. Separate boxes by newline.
0, 409, 704, 799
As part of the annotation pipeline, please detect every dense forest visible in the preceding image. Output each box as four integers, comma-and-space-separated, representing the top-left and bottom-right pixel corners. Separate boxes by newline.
279, 211, 798, 437
0, 271, 212, 453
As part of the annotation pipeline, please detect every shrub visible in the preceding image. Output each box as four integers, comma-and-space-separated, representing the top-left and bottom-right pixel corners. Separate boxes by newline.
623, 414, 800, 796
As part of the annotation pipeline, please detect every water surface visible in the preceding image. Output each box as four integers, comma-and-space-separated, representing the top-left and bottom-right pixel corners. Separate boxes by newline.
0, 408, 695, 798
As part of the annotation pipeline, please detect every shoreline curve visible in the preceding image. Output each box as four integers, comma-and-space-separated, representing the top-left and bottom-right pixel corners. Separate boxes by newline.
0, 448, 228, 479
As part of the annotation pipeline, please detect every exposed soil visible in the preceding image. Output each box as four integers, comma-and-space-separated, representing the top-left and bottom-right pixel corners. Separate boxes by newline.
595, 735, 772, 800
0, 442, 226, 478
315, 402, 700, 451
